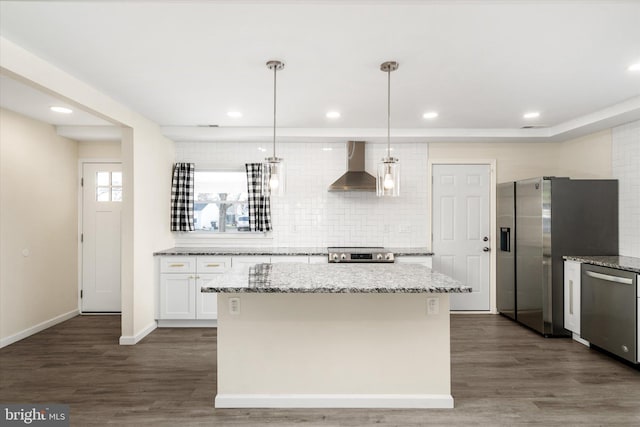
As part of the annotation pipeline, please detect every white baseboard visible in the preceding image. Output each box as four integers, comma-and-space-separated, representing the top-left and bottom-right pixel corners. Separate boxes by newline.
214, 393, 454, 409
0, 309, 79, 348
157, 319, 217, 328
572, 333, 590, 347
119, 320, 157, 345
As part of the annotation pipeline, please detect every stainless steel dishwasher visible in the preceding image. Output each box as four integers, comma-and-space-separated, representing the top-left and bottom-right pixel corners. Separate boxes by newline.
581, 264, 638, 363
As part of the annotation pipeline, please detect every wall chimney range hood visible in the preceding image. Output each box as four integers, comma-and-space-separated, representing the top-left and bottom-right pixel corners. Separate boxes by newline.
328, 141, 377, 192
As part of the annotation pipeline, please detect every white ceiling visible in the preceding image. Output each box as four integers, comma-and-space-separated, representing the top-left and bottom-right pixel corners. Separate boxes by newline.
1, 0, 639, 143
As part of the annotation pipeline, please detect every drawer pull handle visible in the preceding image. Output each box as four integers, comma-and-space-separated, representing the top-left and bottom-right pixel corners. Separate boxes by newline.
585, 271, 633, 285
170, 263, 185, 267
206, 263, 221, 267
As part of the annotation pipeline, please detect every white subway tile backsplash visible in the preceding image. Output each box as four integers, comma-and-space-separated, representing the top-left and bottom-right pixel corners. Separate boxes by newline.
176, 141, 429, 247
612, 120, 640, 258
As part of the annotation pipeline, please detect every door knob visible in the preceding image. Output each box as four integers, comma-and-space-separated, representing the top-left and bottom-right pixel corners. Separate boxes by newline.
483, 236, 489, 242
483, 247, 491, 252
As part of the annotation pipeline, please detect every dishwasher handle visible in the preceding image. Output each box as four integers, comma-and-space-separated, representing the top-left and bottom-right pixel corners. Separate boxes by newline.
585, 270, 633, 285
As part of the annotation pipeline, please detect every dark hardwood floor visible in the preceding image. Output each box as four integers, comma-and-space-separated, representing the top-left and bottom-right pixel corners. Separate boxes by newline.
1, 314, 639, 426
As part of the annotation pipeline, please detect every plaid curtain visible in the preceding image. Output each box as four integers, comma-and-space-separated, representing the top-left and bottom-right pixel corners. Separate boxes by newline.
246, 163, 272, 232
171, 163, 195, 232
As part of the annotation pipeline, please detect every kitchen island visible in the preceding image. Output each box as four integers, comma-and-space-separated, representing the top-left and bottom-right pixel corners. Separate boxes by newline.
202, 262, 469, 409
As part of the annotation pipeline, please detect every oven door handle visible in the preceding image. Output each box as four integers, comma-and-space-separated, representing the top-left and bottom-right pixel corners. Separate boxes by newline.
585, 271, 633, 285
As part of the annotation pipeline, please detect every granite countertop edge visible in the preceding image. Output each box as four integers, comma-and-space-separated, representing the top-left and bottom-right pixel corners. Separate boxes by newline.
154, 247, 434, 257
202, 287, 469, 294
198, 263, 469, 294
563, 255, 640, 274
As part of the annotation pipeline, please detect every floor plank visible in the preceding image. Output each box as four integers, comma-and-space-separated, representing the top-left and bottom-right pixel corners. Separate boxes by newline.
1, 314, 639, 426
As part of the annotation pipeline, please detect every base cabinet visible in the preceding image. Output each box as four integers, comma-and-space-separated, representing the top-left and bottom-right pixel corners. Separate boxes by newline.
563, 260, 581, 334
158, 256, 230, 325
157, 255, 316, 326
159, 274, 195, 319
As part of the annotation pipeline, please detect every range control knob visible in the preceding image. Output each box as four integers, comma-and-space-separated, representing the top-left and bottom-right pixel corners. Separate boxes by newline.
376, 253, 384, 260
340, 253, 348, 261
385, 253, 394, 261
330, 253, 339, 261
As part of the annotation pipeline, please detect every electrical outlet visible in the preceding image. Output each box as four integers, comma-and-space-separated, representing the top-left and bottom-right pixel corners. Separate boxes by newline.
229, 297, 240, 315
427, 297, 439, 315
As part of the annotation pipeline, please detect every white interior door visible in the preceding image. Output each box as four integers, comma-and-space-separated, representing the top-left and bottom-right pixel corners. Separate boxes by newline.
432, 164, 490, 311
82, 162, 122, 312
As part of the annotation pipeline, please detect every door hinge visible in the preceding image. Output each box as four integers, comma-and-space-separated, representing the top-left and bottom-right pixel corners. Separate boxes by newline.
80, 233, 84, 243
81, 177, 84, 187
80, 290, 83, 298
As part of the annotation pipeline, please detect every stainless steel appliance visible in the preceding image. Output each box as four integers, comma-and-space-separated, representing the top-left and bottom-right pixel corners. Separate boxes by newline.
328, 141, 377, 192
581, 264, 638, 363
496, 177, 618, 336
328, 247, 395, 263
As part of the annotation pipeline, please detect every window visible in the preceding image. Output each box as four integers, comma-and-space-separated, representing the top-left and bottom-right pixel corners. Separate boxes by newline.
96, 171, 122, 202
193, 171, 251, 233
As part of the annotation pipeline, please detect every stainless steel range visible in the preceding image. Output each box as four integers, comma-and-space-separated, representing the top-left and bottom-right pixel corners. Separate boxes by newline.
327, 247, 395, 263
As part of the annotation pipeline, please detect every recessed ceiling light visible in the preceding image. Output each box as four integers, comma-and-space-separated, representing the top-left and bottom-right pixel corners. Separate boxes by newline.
50, 106, 73, 114
257, 147, 267, 152
227, 111, 242, 118
523, 112, 540, 119
422, 111, 439, 119
322, 147, 333, 151
628, 63, 640, 72
326, 111, 341, 119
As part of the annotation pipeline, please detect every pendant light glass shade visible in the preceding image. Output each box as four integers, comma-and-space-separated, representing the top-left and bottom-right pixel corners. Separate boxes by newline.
377, 61, 400, 197
262, 60, 286, 197
262, 156, 286, 196
377, 157, 400, 197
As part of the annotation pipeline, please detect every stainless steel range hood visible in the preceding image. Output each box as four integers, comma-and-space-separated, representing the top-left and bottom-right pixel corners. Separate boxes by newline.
328, 141, 376, 192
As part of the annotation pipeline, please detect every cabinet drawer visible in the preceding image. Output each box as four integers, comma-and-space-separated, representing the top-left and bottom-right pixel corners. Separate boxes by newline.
197, 256, 232, 273
160, 257, 196, 273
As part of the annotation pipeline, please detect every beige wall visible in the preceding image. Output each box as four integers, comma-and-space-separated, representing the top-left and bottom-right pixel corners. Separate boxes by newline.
429, 129, 612, 182
1, 37, 175, 343
78, 140, 121, 159
0, 108, 79, 342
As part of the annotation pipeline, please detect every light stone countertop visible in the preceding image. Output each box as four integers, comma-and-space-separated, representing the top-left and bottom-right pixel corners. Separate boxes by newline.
200, 263, 469, 294
153, 247, 434, 256
563, 255, 640, 274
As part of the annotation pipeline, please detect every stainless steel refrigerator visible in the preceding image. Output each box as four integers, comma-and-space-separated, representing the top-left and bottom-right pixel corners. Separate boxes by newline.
496, 177, 618, 336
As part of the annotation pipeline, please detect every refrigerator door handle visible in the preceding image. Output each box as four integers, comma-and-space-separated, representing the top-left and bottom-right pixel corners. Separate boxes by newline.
585, 271, 633, 285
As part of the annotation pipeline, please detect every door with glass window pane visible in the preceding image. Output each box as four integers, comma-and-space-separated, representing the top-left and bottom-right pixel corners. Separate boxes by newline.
82, 163, 122, 312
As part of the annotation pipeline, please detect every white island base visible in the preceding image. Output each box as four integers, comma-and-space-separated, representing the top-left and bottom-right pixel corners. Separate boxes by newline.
215, 293, 453, 409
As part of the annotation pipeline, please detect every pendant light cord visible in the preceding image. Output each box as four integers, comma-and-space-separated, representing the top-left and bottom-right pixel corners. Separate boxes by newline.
272, 65, 277, 158
387, 68, 391, 158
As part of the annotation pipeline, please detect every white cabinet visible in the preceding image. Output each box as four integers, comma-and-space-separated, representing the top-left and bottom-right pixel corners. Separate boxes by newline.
395, 256, 433, 268
158, 256, 231, 325
159, 273, 195, 319
157, 253, 320, 326
563, 260, 581, 334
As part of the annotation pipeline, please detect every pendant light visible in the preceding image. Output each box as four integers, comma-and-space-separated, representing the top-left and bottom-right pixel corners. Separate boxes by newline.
262, 60, 286, 196
377, 61, 400, 197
